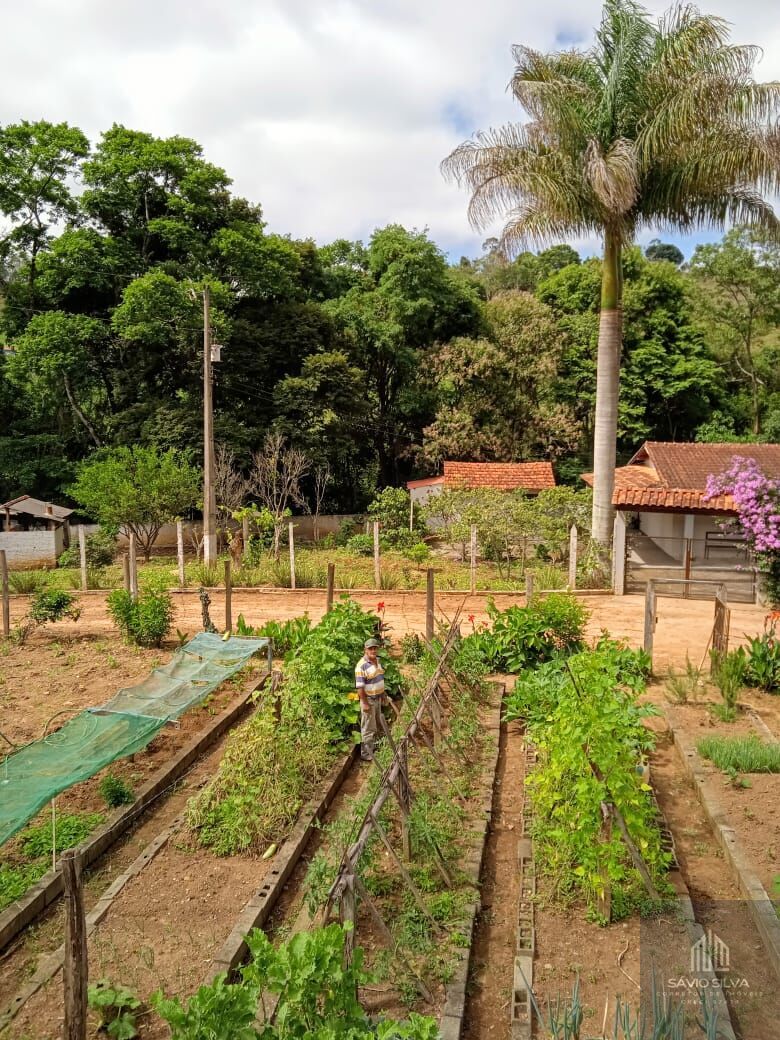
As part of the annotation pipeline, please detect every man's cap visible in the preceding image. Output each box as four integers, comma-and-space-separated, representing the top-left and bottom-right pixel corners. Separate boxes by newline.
364, 638, 381, 649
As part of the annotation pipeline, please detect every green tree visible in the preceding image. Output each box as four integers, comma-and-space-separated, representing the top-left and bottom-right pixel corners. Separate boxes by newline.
689, 227, 780, 435
645, 240, 683, 265
423, 291, 580, 463
443, 0, 780, 544
6, 311, 107, 446
0, 120, 89, 305
70, 445, 201, 560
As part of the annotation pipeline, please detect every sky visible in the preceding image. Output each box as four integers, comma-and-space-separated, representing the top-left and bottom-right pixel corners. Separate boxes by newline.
2, 0, 779, 262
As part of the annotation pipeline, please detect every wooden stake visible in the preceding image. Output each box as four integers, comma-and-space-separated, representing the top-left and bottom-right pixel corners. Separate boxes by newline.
425, 568, 434, 642
373, 522, 380, 589
128, 533, 138, 601
78, 525, 88, 592
0, 549, 9, 638
470, 524, 477, 595
525, 570, 534, 606
176, 520, 186, 587
122, 553, 130, 593
326, 562, 335, 612
643, 580, 656, 670
62, 849, 87, 1040
288, 521, 296, 590
568, 525, 578, 590
369, 813, 445, 934
597, 803, 612, 923
242, 514, 250, 560
224, 559, 232, 632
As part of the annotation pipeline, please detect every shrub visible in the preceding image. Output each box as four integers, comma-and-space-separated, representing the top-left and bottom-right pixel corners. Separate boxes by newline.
346, 533, 374, 556
98, 773, 135, 808
257, 615, 313, 657
709, 647, 746, 719
58, 527, 117, 568
400, 632, 425, 663
107, 587, 174, 647
461, 593, 588, 674
189, 562, 220, 587
28, 588, 80, 625
743, 624, 780, 692
9, 570, 48, 594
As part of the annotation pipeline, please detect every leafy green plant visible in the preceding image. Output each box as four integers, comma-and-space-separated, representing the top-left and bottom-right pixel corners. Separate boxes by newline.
98, 773, 135, 808
58, 526, 117, 568
461, 593, 587, 674
665, 655, 703, 704
743, 626, 780, 692
400, 632, 425, 664
88, 979, 141, 1039
10, 587, 81, 644
404, 542, 430, 567
189, 562, 221, 587
346, 533, 374, 556
259, 615, 312, 657
697, 734, 780, 773
709, 647, 747, 720
518, 649, 669, 915
8, 569, 48, 594
152, 924, 438, 1039
107, 587, 174, 647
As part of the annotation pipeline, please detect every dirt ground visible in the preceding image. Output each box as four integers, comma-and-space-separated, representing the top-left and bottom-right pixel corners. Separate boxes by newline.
5, 588, 770, 671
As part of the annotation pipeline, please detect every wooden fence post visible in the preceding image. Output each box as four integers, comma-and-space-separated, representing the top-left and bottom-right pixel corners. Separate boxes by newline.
326, 562, 335, 612
62, 849, 87, 1040
470, 525, 477, 596
568, 525, 578, 590
373, 522, 381, 589
78, 525, 88, 592
224, 559, 232, 633
128, 533, 138, 601
122, 553, 130, 593
288, 522, 296, 590
643, 580, 656, 671
409, 497, 414, 533
612, 513, 627, 595
525, 570, 534, 606
426, 568, 435, 642
0, 550, 9, 638
242, 515, 250, 560
177, 520, 186, 588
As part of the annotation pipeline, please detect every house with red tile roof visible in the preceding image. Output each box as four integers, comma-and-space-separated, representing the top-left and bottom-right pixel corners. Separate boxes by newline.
407, 460, 555, 506
582, 441, 780, 600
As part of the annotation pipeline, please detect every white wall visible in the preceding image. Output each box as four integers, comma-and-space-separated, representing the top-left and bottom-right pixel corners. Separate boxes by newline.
0, 528, 63, 568
409, 483, 443, 507
638, 512, 685, 561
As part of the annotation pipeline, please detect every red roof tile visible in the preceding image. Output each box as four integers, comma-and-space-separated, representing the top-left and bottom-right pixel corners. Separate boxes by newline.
443, 460, 555, 492
632, 442, 780, 489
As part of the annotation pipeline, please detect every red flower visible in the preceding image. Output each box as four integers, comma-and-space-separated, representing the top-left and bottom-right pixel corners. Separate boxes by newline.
377, 601, 385, 612
468, 614, 475, 624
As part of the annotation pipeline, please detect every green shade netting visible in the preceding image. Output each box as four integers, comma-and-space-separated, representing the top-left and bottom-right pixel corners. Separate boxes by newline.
0, 633, 269, 847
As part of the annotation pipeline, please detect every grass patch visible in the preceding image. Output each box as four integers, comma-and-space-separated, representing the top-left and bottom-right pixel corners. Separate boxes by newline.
697, 734, 780, 773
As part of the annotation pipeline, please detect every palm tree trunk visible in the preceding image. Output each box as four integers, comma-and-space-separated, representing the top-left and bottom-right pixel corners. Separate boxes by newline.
591, 230, 623, 546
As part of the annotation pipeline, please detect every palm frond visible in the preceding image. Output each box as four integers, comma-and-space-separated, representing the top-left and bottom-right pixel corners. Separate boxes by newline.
585, 137, 639, 213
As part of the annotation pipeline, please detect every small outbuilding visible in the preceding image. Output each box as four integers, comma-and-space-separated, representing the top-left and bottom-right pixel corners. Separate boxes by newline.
407, 460, 556, 506
582, 441, 780, 601
0, 495, 74, 567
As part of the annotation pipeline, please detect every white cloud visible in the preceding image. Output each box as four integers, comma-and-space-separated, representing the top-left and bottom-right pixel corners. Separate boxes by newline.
1, 0, 779, 259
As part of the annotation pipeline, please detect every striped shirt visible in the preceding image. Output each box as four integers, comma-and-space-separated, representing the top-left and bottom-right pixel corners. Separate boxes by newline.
355, 655, 385, 697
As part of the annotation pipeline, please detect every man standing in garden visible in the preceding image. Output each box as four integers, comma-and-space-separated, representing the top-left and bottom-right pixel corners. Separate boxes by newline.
355, 638, 385, 761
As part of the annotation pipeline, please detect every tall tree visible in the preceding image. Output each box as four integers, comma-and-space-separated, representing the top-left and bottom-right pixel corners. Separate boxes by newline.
442, 0, 780, 544
689, 227, 780, 434
0, 120, 89, 309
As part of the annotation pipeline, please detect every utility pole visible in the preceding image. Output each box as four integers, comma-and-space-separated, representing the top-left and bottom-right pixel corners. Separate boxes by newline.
202, 286, 217, 565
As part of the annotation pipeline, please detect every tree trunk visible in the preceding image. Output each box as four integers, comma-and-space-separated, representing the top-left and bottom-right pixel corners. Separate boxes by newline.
591, 231, 623, 547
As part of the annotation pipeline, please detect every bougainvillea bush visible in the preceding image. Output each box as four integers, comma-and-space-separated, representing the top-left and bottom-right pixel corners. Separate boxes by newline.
706, 458, 780, 606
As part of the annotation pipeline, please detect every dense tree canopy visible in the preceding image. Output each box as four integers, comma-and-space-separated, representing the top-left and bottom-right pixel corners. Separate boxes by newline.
1, 117, 779, 519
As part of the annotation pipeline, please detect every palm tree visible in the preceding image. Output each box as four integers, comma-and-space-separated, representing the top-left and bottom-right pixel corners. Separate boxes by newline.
442, 0, 780, 544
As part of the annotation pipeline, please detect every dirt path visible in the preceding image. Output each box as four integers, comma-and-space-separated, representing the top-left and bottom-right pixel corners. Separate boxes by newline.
7, 590, 769, 674
651, 725, 778, 1039
462, 714, 525, 1040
